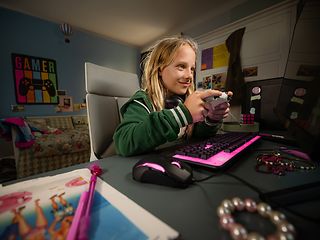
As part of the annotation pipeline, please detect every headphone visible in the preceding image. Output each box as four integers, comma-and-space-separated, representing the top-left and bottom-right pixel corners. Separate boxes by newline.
165, 95, 185, 109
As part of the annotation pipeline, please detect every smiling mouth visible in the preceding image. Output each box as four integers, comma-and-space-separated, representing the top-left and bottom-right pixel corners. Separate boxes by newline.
178, 80, 192, 85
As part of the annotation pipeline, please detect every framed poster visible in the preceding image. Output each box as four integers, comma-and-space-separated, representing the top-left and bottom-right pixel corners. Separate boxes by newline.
12, 53, 59, 104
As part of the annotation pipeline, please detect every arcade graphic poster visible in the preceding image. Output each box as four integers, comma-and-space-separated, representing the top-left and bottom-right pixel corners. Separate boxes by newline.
12, 53, 59, 104
0, 169, 178, 240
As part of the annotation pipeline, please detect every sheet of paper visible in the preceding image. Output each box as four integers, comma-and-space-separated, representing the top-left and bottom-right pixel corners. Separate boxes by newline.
0, 168, 179, 240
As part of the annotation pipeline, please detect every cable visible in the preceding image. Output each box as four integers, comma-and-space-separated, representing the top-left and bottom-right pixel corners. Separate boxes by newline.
224, 172, 264, 195
193, 170, 320, 223
192, 172, 221, 183
192, 170, 263, 194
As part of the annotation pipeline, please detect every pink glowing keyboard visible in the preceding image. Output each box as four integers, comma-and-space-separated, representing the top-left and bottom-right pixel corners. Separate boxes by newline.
172, 132, 261, 169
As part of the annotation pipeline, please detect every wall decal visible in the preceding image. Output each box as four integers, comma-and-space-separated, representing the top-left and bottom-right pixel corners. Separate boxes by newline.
12, 53, 59, 104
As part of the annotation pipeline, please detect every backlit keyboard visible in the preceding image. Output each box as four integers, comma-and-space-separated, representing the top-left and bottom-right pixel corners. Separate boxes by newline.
172, 132, 261, 169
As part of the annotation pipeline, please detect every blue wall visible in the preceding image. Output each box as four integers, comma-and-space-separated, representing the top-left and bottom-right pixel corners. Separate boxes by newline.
0, 7, 140, 118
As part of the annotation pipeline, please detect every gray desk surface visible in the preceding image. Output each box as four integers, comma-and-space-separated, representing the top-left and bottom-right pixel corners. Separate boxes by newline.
9, 139, 320, 239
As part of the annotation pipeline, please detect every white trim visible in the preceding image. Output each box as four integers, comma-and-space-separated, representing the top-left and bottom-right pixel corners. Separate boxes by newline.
170, 109, 182, 128
86, 95, 99, 162
133, 100, 151, 113
176, 106, 188, 126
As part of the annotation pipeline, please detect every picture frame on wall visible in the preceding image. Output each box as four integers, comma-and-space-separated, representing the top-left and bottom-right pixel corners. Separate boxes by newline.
12, 53, 59, 104
58, 95, 73, 112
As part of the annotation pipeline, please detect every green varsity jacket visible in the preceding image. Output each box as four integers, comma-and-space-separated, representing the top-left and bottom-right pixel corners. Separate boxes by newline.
113, 90, 221, 156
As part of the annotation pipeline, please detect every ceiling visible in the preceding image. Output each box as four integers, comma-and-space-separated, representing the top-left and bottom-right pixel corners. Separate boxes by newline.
0, 0, 245, 48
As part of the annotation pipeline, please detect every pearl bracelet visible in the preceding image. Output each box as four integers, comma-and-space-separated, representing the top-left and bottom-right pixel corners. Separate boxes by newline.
217, 197, 296, 240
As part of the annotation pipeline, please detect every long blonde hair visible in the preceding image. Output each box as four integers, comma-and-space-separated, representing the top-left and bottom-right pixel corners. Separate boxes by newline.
141, 36, 198, 111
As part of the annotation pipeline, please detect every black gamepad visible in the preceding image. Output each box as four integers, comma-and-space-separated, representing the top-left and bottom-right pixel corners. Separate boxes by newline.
204, 92, 231, 108
19, 78, 32, 96
19, 78, 56, 97
43, 79, 56, 96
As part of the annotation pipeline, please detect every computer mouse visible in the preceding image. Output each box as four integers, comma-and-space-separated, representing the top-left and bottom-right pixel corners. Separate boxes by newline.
132, 157, 193, 188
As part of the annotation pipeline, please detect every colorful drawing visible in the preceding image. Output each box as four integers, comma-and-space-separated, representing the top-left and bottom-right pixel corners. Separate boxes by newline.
12, 53, 59, 104
0, 192, 32, 214
65, 177, 87, 187
243, 66, 258, 77
212, 72, 227, 91
202, 76, 212, 89
0, 169, 178, 240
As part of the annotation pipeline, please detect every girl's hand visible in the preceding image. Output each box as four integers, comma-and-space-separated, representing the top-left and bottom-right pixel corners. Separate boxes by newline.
204, 91, 233, 122
184, 90, 220, 122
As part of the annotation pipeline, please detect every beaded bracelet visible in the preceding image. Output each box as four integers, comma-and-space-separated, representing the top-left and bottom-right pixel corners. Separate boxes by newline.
256, 152, 316, 176
217, 197, 296, 240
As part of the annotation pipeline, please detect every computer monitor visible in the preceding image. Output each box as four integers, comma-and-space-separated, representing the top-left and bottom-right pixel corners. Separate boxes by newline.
274, 0, 320, 160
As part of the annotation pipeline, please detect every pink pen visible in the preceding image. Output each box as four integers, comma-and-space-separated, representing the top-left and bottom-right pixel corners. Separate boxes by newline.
67, 191, 88, 240
67, 164, 102, 240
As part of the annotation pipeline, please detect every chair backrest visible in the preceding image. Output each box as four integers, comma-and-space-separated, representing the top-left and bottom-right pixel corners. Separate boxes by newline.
85, 62, 140, 160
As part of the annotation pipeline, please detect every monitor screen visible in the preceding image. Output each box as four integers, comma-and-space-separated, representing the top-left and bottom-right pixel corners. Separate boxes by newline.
274, 0, 320, 160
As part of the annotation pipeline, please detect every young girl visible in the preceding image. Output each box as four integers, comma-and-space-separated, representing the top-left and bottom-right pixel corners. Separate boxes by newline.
113, 36, 232, 156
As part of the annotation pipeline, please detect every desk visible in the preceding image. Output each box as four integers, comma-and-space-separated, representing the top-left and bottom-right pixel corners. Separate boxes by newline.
10, 139, 320, 239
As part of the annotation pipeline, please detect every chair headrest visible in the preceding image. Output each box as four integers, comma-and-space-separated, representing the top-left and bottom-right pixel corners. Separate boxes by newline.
85, 62, 139, 97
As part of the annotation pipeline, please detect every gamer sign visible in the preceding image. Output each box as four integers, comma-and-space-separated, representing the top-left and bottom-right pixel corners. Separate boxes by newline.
12, 53, 59, 104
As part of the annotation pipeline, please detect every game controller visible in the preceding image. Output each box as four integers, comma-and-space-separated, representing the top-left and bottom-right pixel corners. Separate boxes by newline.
19, 78, 56, 97
204, 92, 231, 108
19, 78, 32, 96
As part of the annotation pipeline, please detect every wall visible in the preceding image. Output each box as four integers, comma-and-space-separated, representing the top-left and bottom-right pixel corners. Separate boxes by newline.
0, 7, 140, 118
192, 0, 299, 128
194, 1, 297, 85
284, 1, 320, 81
175, 0, 286, 42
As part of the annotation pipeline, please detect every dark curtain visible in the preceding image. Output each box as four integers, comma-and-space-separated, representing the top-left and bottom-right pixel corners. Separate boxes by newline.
225, 27, 246, 105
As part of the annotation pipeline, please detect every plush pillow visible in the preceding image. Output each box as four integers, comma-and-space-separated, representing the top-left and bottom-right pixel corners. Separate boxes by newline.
72, 116, 88, 126
25, 118, 48, 132
47, 117, 74, 130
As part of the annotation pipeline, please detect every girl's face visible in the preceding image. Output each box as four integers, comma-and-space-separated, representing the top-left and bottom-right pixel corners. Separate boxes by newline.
160, 44, 196, 96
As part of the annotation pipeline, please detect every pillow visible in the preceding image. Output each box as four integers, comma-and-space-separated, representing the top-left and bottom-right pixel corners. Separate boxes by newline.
47, 117, 74, 129
25, 118, 48, 132
72, 116, 88, 127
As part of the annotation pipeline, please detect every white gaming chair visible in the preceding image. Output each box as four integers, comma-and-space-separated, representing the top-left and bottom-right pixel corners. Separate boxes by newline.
85, 62, 140, 161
